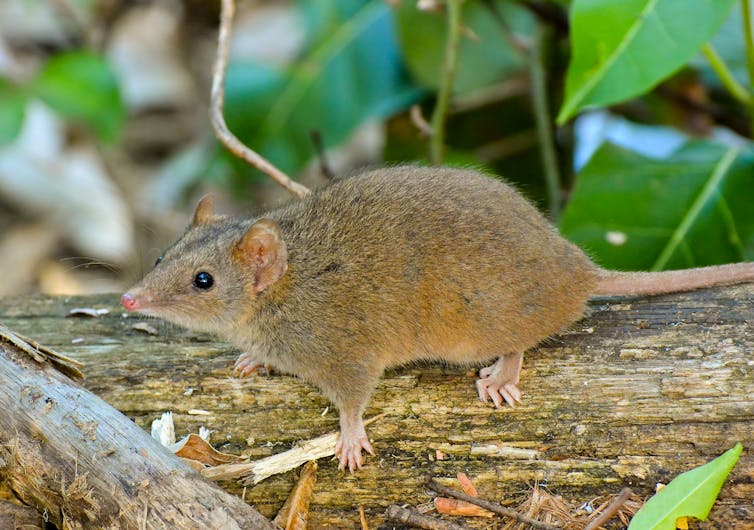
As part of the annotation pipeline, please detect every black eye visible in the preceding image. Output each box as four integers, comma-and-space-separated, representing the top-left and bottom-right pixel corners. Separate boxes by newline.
193, 271, 214, 290
154, 256, 163, 267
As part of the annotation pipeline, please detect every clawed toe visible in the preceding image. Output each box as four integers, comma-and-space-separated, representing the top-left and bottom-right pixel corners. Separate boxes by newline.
476, 353, 523, 408
234, 352, 269, 378
477, 376, 522, 408
335, 436, 374, 473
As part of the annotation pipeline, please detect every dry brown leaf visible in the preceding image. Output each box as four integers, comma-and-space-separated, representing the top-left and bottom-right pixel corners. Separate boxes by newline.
434, 497, 494, 518
179, 457, 207, 472
273, 460, 317, 530
173, 434, 243, 466
456, 472, 478, 497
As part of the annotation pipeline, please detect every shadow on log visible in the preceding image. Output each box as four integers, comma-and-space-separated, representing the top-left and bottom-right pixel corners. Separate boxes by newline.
1, 285, 753, 528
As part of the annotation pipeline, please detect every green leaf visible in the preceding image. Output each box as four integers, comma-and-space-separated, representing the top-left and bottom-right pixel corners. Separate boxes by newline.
558, 0, 737, 123
628, 443, 742, 529
222, 0, 422, 178
32, 51, 124, 142
395, 0, 532, 93
0, 79, 26, 146
696, 2, 747, 88
560, 140, 754, 271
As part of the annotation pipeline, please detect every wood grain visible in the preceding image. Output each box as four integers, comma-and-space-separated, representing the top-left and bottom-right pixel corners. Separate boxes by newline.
1, 286, 753, 528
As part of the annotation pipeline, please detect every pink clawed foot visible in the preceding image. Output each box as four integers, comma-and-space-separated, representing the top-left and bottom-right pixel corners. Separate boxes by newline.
335, 415, 374, 473
234, 352, 268, 378
476, 352, 523, 408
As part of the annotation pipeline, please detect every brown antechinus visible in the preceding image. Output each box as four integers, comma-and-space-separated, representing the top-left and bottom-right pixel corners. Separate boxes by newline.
121, 166, 754, 471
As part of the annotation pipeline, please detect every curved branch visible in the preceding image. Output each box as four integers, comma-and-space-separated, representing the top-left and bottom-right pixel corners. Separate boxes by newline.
210, 0, 311, 199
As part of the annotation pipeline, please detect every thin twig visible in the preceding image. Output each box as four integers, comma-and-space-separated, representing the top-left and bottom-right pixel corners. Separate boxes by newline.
385, 505, 470, 530
741, 0, 754, 133
425, 478, 562, 530
210, 0, 310, 198
411, 105, 434, 136
450, 77, 529, 113
702, 44, 751, 105
480, 0, 530, 55
584, 488, 632, 530
309, 130, 335, 180
358, 506, 369, 530
429, 0, 463, 164
530, 24, 562, 220
516, 0, 569, 34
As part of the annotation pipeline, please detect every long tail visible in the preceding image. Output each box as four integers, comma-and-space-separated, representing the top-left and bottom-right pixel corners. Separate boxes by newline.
593, 263, 754, 297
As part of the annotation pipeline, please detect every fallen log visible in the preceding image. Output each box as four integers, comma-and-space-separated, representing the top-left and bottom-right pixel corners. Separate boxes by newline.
1, 285, 753, 527
0, 324, 276, 529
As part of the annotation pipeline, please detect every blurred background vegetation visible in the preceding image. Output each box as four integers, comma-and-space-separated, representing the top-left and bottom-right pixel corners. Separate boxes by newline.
0, 0, 752, 297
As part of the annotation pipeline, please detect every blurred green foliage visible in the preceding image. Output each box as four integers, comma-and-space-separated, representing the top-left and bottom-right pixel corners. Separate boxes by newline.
0, 79, 26, 146
1, 0, 754, 276
394, 0, 532, 93
222, 0, 422, 181
34, 52, 124, 143
561, 141, 754, 270
558, 0, 736, 122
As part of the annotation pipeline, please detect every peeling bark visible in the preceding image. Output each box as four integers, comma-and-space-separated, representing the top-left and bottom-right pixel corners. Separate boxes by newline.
0, 323, 277, 529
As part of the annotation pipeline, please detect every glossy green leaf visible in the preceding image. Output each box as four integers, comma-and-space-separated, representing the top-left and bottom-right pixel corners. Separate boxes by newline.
557, 0, 736, 123
395, 0, 532, 93
222, 0, 421, 178
0, 79, 26, 146
628, 443, 742, 529
697, 2, 747, 87
560, 140, 754, 271
32, 51, 124, 142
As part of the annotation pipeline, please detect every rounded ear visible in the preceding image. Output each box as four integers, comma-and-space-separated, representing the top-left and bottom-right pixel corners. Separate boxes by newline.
233, 218, 288, 293
192, 194, 215, 226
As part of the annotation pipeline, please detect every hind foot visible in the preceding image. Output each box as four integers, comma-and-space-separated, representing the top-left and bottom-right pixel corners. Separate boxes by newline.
335, 411, 374, 473
476, 352, 523, 408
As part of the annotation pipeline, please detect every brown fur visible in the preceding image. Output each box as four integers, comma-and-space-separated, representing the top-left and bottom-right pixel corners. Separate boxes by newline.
123, 165, 754, 470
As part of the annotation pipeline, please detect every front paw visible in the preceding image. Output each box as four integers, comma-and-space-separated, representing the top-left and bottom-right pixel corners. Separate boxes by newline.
335, 434, 375, 473
233, 352, 270, 378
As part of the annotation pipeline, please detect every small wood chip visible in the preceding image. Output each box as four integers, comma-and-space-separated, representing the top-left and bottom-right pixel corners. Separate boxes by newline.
434, 497, 493, 518
456, 472, 477, 497
131, 322, 159, 335
67, 307, 110, 318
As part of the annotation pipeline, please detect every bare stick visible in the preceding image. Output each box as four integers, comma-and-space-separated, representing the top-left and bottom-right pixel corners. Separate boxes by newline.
358, 506, 369, 530
425, 478, 561, 530
211, 0, 311, 199
411, 105, 434, 137
202, 413, 387, 484
309, 130, 335, 180
385, 505, 470, 530
530, 25, 562, 220
584, 488, 632, 530
429, 0, 463, 164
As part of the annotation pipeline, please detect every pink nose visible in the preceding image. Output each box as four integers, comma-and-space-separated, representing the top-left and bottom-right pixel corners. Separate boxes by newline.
121, 293, 138, 311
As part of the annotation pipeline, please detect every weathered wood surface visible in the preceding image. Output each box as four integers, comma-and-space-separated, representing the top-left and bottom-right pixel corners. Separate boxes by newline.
1, 287, 753, 528
0, 324, 277, 529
